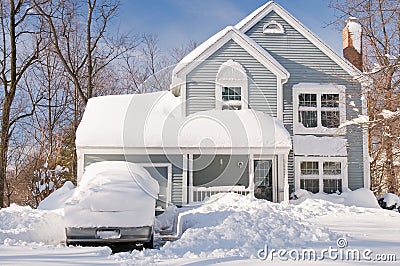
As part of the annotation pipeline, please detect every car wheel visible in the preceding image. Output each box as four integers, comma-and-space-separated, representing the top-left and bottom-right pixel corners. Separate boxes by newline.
143, 234, 154, 249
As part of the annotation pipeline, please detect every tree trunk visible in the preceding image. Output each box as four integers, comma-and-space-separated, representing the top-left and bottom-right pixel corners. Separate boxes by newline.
0, 0, 17, 208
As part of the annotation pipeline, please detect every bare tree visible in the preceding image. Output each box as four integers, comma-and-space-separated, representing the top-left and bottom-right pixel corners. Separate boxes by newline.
34, 0, 136, 104
331, 0, 400, 195
169, 40, 197, 64
118, 36, 197, 94
0, 0, 42, 208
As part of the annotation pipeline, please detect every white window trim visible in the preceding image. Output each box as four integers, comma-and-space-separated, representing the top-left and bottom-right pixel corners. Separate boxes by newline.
263, 20, 285, 34
294, 156, 348, 193
215, 60, 248, 110
293, 83, 346, 135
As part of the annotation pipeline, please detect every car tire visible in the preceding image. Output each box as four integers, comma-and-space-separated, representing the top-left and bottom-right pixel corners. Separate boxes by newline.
143, 234, 154, 249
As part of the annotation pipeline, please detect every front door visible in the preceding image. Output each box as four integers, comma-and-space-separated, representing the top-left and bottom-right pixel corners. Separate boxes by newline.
254, 160, 273, 201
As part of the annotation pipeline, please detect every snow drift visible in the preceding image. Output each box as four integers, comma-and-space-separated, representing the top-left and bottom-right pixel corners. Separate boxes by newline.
291, 188, 380, 208
115, 193, 342, 262
0, 204, 65, 245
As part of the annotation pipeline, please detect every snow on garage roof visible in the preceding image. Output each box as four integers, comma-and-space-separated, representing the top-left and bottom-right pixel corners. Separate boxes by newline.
76, 91, 291, 150
75, 91, 181, 149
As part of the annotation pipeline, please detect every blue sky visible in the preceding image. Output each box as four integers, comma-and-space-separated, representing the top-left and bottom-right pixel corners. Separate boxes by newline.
117, 0, 344, 54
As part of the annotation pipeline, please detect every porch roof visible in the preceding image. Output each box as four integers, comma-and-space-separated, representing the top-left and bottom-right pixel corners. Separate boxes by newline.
76, 91, 291, 151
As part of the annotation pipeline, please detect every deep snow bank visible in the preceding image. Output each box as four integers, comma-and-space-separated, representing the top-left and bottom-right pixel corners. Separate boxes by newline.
291, 188, 380, 209
0, 204, 65, 245
115, 193, 339, 263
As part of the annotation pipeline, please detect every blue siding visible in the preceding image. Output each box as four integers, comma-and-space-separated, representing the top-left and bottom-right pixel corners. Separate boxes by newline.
244, 11, 365, 190
186, 39, 278, 116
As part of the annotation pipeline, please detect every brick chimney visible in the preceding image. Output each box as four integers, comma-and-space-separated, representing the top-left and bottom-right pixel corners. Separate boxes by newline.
342, 17, 362, 71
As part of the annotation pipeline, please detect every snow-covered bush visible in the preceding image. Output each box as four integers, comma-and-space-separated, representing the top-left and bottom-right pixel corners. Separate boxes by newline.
32, 163, 69, 208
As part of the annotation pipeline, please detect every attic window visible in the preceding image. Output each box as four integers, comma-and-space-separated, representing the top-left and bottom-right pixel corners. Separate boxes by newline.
215, 60, 248, 110
263, 20, 284, 34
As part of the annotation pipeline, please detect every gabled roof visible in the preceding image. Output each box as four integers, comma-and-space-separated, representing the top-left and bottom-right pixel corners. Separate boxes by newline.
171, 26, 289, 88
234, 1, 363, 79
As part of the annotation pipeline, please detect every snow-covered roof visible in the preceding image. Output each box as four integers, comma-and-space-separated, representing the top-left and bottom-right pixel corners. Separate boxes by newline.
76, 91, 291, 151
293, 135, 347, 156
179, 109, 291, 149
171, 26, 289, 89
76, 91, 182, 149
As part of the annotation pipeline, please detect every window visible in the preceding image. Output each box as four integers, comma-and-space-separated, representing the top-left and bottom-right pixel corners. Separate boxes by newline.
323, 161, 341, 175
222, 87, 242, 110
299, 161, 319, 193
296, 157, 347, 194
300, 179, 319, 194
321, 94, 340, 128
323, 179, 342, 194
293, 84, 346, 134
263, 20, 285, 34
216, 60, 248, 110
300, 161, 319, 175
298, 93, 318, 128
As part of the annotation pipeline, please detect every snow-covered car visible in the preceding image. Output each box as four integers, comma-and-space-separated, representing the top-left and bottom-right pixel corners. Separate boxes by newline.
64, 161, 159, 248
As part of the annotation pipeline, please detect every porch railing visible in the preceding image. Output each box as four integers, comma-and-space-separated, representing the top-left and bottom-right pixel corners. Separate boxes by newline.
191, 186, 250, 202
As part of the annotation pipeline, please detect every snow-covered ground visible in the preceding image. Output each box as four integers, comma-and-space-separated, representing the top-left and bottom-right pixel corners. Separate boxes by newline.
1, 191, 399, 265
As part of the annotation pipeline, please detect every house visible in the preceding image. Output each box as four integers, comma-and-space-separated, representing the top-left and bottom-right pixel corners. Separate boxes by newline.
75, 1, 369, 209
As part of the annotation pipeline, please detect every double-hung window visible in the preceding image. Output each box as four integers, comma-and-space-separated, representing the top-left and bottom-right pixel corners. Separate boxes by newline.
296, 157, 347, 194
293, 84, 346, 134
321, 94, 340, 128
298, 93, 318, 128
299, 161, 319, 193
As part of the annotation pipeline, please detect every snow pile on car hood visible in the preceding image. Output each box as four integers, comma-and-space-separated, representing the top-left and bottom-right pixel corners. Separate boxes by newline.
0, 204, 65, 245
291, 188, 380, 209
65, 161, 159, 227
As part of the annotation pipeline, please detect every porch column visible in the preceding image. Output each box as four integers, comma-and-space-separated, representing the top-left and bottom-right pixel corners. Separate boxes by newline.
182, 154, 188, 204
283, 153, 289, 202
249, 154, 254, 197
189, 153, 194, 203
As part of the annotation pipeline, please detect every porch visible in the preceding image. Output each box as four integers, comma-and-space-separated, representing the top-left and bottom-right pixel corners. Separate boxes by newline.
181, 153, 291, 204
